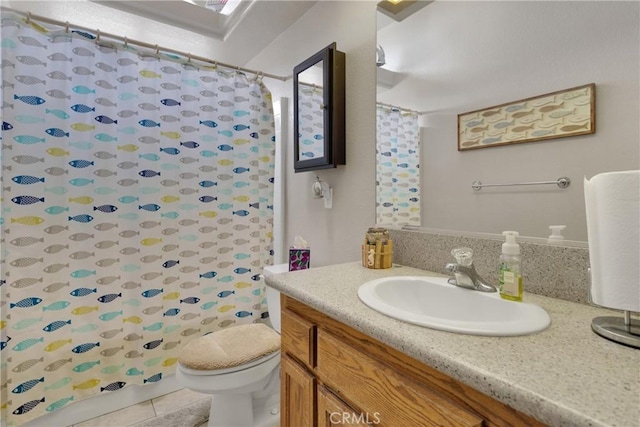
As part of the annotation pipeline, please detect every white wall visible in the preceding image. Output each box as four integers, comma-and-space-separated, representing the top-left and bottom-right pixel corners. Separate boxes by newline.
248, 1, 377, 267
378, 1, 640, 241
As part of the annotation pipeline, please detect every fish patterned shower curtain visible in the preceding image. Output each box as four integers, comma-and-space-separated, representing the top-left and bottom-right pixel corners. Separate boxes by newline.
376, 105, 420, 225
0, 13, 275, 425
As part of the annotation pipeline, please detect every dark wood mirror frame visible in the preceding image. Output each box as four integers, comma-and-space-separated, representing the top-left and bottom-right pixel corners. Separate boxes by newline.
293, 42, 345, 173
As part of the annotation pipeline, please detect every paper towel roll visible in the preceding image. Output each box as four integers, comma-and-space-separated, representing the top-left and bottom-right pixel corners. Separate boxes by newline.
584, 170, 640, 312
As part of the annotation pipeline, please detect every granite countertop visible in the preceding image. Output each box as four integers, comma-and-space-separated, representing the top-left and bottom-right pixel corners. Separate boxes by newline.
265, 262, 640, 427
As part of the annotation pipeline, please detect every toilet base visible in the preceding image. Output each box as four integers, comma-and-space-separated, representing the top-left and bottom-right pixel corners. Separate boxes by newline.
205, 387, 280, 427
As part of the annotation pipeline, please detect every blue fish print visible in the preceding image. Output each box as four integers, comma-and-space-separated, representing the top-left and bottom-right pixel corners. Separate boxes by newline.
14, 135, 46, 144
46, 128, 69, 138
13, 175, 45, 184
46, 109, 70, 119
233, 167, 250, 174
163, 308, 180, 317
69, 160, 94, 168
97, 293, 122, 303
72, 342, 100, 354
118, 196, 139, 204
301, 152, 315, 158
69, 178, 95, 187
233, 182, 250, 188
141, 289, 163, 298
10, 297, 43, 309
200, 150, 217, 157
234, 267, 251, 274
95, 115, 118, 124
217, 144, 233, 151
71, 270, 96, 279
14, 94, 46, 105
70, 288, 97, 297
199, 271, 217, 279
139, 153, 160, 161
162, 260, 179, 268
12, 195, 45, 205
159, 147, 180, 155
235, 311, 252, 318
12, 377, 45, 394
143, 339, 163, 350
199, 180, 217, 188
233, 124, 250, 131
199, 120, 217, 128
180, 297, 200, 304
138, 170, 161, 178
139, 204, 161, 212
71, 104, 95, 113
180, 141, 199, 148
72, 85, 96, 94
233, 110, 250, 117
217, 290, 235, 298
100, 381, 127, 392
93, 204, 118, 213
160, 99, 181, 106
233, 210, 249, 217
43, 320, 71, 332
199, 196, 217, 203
69, 214, 93, 223
143, 373, 162, 384
249, 132, 259, 139
2, 121, 13, 130
139, 119, 160, 127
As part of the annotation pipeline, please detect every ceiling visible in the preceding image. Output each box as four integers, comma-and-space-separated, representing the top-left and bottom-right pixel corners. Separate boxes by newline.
89, 0, 318, 66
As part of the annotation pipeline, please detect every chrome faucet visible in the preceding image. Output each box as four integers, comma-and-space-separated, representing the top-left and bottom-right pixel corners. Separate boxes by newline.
445, 247, 497, 293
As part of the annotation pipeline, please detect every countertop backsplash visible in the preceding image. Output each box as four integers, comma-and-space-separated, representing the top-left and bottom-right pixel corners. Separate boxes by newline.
390, 229, 591, 305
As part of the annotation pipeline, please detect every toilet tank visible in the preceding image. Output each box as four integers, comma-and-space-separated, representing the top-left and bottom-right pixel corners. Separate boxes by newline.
263, 264, 289, 333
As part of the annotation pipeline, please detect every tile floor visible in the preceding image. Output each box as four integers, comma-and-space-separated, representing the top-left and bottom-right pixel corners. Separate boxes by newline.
71, 388, 210, 427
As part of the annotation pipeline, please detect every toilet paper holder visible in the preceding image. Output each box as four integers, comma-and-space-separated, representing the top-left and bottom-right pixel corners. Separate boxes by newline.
588, 268, 640, 349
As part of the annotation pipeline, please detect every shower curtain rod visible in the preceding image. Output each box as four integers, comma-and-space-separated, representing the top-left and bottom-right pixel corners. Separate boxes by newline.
1, 7, 290, 82
376, 101, 426, 115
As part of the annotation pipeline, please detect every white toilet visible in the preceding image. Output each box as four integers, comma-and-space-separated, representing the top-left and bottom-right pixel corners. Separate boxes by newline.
175, 264, 288, 427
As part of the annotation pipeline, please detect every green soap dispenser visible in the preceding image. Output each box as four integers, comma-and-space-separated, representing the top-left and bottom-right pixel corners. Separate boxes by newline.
499, 231, 523, 301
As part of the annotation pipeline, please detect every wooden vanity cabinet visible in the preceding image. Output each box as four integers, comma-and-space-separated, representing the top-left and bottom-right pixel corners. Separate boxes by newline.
280, 295, 545, 427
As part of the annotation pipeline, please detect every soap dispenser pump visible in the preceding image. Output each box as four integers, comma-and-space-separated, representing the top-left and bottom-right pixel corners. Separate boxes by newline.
499, 231, 523, 302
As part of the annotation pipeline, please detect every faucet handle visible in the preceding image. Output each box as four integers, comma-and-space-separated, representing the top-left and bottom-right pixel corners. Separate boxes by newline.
451, 247, 474, 267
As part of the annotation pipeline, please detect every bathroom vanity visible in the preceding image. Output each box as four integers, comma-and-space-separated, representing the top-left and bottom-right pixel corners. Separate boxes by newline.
266, 263, 640, 427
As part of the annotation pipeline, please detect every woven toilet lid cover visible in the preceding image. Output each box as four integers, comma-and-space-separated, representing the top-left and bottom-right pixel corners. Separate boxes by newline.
178, 323, 281, 370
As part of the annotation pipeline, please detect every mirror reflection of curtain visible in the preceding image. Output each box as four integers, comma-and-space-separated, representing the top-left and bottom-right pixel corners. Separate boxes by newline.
1, 13, 275, 424
376, 105, 420, 225
297, 84, 324, 159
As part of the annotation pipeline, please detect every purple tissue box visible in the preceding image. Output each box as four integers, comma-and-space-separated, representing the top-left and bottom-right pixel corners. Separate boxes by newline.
289, 248, 310, 271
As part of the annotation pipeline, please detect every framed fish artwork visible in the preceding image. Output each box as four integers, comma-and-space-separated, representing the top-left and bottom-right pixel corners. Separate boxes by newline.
457, 83, 595, 151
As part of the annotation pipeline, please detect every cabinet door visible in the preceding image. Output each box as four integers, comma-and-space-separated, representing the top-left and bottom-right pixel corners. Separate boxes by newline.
281, 354, 316, 427
317, 385, 375, 427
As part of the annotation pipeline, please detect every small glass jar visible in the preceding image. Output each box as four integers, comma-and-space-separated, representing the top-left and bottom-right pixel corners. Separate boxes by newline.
366, 227, 389, 245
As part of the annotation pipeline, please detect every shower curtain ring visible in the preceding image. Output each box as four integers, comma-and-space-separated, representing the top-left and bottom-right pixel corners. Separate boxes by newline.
155, 44, 160, 56
26, 12, 31, 24
96, 29, 101, 43
124, 36, 128, 49
65, 21, 70, 33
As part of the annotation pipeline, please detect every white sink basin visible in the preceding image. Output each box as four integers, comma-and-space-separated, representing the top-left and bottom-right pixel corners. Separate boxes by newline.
358, 276, 551, 336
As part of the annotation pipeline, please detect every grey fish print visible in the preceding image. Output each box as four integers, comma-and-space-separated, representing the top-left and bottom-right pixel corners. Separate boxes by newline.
47, 52, 73, 62
72, 66, 95, 76
45, 89, 71, 99
100, 328, 124, 339
9, 277, 43, 288
15, 75, 46, 85
16, 55, 46, 66
72, 47, 95, 57
46, 71, 72, 81
43, 282, 70, 293
95, 97, 117, 107
44, 244, 69, 254
118, 109, 139, 118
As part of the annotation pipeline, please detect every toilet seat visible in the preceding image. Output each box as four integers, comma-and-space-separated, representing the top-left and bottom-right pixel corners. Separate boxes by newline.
178, 323, 281, 371
179, 351, 280, 376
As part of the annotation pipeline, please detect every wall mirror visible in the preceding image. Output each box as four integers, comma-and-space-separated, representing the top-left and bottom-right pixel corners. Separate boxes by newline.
293, 42, 346, 173
376, 1, 639, 240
